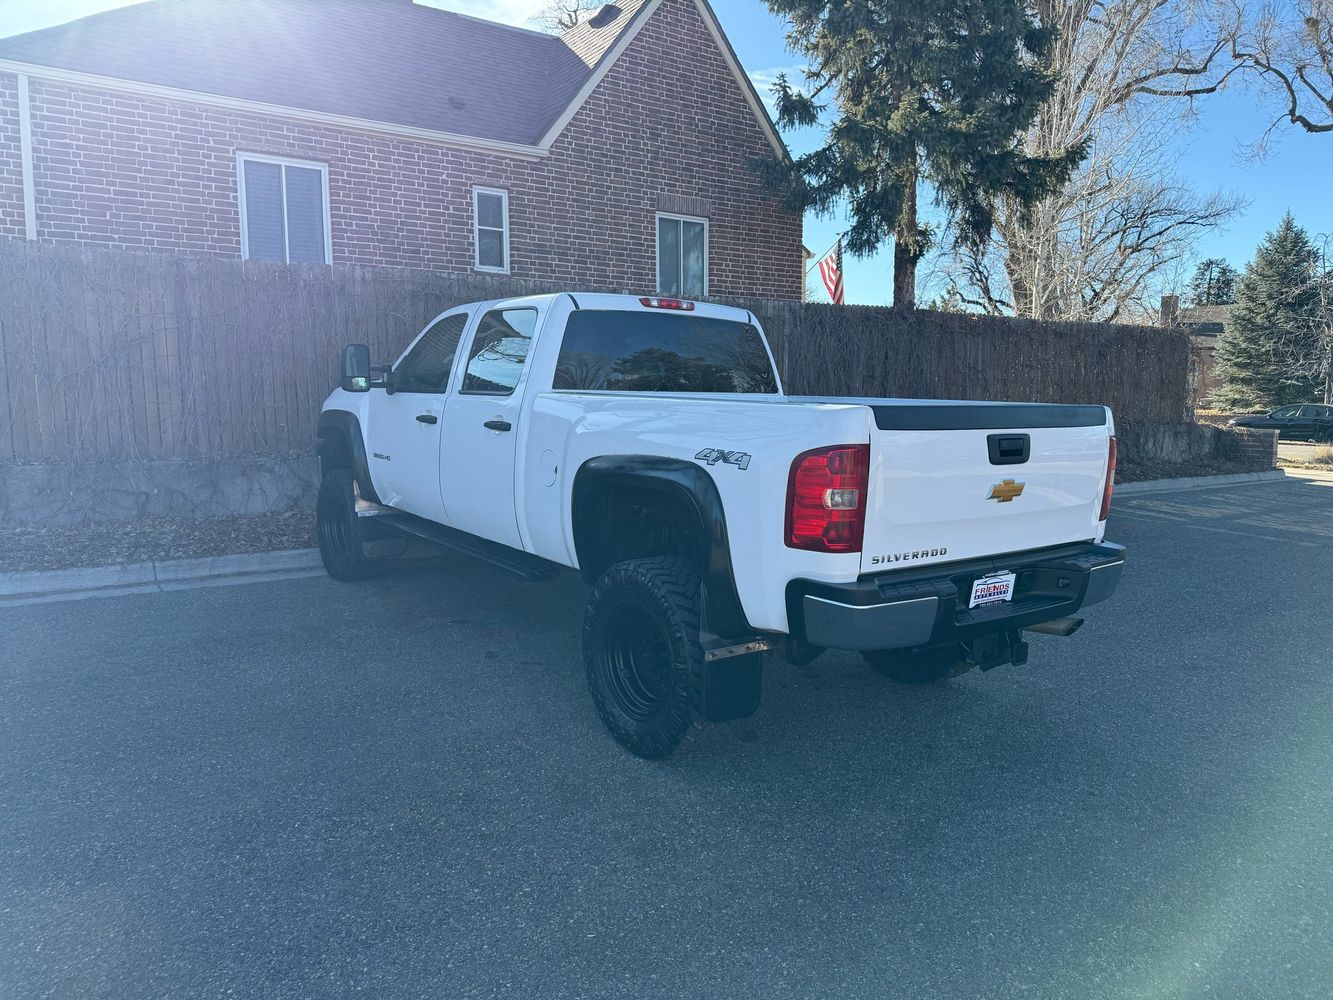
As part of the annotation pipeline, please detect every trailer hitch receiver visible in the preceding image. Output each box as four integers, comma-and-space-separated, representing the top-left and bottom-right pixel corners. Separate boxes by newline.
965, 629, 1029, 671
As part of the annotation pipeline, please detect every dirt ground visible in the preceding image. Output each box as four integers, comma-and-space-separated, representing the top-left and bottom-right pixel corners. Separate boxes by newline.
1114, 456, 1265, 484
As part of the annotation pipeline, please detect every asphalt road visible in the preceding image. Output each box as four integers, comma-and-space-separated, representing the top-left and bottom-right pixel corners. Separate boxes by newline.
3, 478, 1331, 1000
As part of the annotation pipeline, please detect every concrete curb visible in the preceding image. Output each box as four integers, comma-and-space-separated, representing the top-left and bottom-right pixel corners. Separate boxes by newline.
1116, 469, 1287, 496
0, 548, 324, 606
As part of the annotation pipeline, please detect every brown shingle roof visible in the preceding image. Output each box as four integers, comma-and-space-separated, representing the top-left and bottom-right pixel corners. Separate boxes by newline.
1178, 304, 1236, 337
0, 0, 652, 146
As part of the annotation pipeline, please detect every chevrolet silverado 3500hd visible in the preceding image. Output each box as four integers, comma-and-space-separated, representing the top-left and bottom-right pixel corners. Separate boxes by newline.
316, 293, 1124, 757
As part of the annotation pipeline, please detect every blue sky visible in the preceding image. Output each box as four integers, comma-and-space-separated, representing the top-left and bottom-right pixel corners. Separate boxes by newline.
4, 0, 1330, 305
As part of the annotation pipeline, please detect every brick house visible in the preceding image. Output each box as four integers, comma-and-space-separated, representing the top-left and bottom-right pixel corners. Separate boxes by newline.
1162, 297, 1236, 407
1177, 304, 1235, 406
0, 0, 802, 300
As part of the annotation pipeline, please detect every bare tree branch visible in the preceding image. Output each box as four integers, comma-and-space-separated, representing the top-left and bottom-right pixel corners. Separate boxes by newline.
1230, 0, 1333, 133
532, 0, 601, 32
943, 0, 1243, 321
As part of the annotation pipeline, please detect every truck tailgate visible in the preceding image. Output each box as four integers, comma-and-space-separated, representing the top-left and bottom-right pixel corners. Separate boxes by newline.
859, 402, 1111, 575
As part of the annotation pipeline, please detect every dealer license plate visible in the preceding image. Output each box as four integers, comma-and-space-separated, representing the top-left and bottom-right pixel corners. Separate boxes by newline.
969, 571, 1016, 609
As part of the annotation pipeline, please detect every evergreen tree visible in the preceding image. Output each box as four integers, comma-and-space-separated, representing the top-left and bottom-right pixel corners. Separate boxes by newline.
756, 0, 1083, 309
1187, 258, 1238, 306
1210, 214, 1324, 409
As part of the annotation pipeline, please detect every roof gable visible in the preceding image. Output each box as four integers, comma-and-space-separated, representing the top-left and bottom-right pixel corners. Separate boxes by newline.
537, 0, 786, 158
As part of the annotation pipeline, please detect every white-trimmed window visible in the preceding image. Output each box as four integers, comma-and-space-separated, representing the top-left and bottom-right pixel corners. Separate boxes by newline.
237, 153, 331, 264
473, 187, 509, 273
656, 213, 708, 298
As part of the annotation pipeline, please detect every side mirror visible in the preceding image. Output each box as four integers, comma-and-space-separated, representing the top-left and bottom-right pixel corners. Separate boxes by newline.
340, 343, 371, 393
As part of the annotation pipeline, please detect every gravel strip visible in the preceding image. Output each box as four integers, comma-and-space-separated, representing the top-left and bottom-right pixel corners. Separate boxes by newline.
0, 510, 315, 574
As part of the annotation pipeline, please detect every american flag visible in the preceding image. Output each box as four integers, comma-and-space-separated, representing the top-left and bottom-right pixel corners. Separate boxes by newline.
818, 239, 844, 304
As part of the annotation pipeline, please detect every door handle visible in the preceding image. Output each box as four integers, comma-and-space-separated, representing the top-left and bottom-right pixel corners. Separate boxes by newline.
416, 414, 438, 424
483, 419, 512, 432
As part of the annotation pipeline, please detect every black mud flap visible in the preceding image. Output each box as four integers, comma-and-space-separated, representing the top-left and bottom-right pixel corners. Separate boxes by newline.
702, 653, 763, 722
966, 629, 1030, 672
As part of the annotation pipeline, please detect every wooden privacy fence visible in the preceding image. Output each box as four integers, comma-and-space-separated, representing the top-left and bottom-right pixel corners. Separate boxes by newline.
0, 239, 1191, 464
745, 299, 1189, 421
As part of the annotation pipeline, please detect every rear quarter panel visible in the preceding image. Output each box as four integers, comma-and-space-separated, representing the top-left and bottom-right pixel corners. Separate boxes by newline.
523, 394, 872, 633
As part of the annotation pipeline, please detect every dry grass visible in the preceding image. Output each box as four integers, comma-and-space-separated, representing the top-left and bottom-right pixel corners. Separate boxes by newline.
1278, 443, 1333, 470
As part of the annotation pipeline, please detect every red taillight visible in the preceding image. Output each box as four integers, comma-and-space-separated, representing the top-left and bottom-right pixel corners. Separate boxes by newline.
639, 296, 695, 311
785, 444, 870, 552
1099, 436, 1117, 521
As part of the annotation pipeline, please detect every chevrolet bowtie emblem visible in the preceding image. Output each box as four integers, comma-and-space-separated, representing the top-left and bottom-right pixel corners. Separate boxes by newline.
988, 479, 1025, 503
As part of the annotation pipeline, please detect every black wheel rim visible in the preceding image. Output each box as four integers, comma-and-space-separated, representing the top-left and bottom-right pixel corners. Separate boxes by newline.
603, 604, 672, 722
318, 489, 352, 557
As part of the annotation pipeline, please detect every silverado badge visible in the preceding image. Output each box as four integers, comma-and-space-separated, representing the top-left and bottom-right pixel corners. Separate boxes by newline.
987, 479, 1025, 503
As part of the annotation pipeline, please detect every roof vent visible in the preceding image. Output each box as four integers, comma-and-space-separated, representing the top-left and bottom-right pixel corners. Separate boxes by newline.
448, 96, 466, 109
587, 4, 622, 28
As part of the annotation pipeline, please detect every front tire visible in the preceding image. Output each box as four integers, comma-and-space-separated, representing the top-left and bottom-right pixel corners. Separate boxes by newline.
583, 556, 706, 759
316, 468, 386, 581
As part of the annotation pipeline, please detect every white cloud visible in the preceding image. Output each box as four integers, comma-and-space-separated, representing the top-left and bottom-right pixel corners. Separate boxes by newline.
417, 0, 551, 30
4, 0, 145, 38
746, 65, 806, 116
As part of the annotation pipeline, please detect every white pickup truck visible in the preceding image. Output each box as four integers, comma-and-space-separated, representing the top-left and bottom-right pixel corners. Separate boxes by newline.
316, 293, 1124, 757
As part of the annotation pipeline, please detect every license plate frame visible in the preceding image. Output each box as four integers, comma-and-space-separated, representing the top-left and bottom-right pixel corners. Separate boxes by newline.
969, 571, 1017, 609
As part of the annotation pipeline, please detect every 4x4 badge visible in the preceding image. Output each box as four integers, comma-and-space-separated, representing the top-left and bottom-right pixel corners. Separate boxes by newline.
695, 448, 751, 471
988, 479, 1025, 502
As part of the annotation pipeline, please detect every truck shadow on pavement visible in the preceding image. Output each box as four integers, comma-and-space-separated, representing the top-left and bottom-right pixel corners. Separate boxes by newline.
372, 554, 1185, 815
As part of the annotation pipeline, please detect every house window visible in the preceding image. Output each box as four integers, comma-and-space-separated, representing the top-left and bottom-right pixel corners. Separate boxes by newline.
473, 187, 509, 272
237, 153, 331, 264
657, 213, 708, 298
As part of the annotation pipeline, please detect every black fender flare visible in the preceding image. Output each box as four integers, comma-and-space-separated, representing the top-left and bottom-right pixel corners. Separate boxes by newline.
571, 455, 750, 637
316, 409, 382, 504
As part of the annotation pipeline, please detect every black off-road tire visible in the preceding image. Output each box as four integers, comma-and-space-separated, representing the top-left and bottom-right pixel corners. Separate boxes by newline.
316, 468, 387, 581
583, 556, 707, 759
863, 646, 970, 685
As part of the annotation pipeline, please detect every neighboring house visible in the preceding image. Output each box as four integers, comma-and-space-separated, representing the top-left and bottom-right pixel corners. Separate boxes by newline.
0, 0, 802, 300
1177, 304, 1236, 407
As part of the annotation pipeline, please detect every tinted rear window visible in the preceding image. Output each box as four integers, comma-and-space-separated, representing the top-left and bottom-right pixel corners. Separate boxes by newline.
553, 310, 777, 394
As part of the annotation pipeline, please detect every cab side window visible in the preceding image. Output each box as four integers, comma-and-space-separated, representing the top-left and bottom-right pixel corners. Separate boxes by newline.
460, 308, 538, 395
394, 313, 469, 393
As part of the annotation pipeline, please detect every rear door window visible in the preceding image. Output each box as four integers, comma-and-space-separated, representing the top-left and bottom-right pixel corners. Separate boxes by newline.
460, 308, 538, 395
553, 310, 777, 394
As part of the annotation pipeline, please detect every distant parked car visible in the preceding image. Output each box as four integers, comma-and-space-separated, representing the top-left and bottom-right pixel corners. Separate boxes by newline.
1229, 404, 1333, 441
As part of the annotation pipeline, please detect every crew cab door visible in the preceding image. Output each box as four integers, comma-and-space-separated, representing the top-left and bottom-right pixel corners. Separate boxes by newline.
439, 305, 539, 549
367, 309, 471, 521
